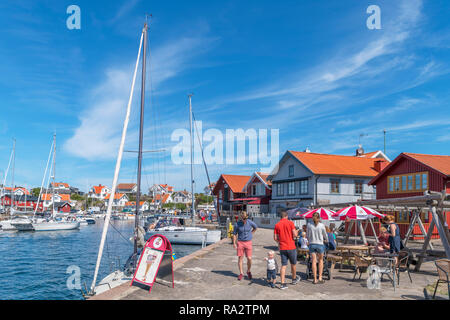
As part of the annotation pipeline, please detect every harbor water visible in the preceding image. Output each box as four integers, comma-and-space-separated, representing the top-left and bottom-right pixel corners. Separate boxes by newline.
0, 219, 201, 300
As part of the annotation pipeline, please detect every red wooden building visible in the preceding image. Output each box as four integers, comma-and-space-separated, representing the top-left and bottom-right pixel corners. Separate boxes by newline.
240, 172, 272, 215
212, 174, 251, 217
1, 195, 43, 211
364, 152, 450, 239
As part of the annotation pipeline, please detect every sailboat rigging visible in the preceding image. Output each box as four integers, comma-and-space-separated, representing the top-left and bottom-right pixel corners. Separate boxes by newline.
88, 23, 145, 296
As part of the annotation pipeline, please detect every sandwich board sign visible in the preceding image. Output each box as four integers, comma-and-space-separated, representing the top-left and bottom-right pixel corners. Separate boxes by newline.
131, 234, 174, 293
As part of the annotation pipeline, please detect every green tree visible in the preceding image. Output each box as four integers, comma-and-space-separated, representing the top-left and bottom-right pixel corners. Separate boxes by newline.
31, 187, 41, 197
71, 193, 84, 201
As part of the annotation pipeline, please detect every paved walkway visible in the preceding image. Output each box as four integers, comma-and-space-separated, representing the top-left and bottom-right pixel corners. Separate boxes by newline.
91, 228, 446, 300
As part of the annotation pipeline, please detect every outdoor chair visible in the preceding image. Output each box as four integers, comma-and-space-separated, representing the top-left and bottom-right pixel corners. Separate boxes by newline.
433, 259, 450, 300
396, 250, 412, 285
374, 255, 397, 291
352, 253, 372, 281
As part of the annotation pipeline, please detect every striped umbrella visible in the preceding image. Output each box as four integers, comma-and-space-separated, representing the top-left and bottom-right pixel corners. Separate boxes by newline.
334, 205, 385, 221
300, 208, 337, 220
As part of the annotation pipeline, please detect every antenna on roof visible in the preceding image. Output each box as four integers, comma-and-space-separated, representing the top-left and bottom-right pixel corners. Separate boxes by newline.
383, 129, 387, 155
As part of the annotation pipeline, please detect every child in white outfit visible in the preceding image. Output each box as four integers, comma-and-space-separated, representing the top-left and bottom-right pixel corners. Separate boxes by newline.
264, 250, 279, 288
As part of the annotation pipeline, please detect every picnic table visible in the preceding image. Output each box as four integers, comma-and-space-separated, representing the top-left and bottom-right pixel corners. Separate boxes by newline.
334, 245, 374, 271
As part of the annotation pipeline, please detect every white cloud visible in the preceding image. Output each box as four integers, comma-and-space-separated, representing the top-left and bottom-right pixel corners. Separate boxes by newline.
64, 35, 216, 161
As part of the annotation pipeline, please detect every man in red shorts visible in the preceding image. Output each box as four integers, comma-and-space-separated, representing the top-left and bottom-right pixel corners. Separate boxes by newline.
232, 211, 258, 281
274, 211, 299, 289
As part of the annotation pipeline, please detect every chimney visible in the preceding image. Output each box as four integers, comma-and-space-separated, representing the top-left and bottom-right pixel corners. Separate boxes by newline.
374, 160, 388, 172
304, 147, 311, 153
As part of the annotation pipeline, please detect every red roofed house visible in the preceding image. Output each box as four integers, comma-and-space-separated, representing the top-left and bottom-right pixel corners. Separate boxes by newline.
116, 183, 138, 195
212, 174, 251, 216
2, 187, 31, 197
104, 193, 129, 208
151, 193, 173, 208
50, 182, 71, 194
368, 152, 450, 239
269, 149, 389, 214
89, 184, 111, 200
125, 201, 149, 211
149, 184, 174, 196
41, 193, 72, 210
241, 172, 272, 215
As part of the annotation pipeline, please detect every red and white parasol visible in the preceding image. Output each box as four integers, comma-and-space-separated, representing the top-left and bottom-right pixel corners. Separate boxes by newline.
333, 205, 385, 221
300, 208, 337, 220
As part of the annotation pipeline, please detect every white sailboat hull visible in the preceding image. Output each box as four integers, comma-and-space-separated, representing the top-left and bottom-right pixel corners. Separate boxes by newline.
7, 217, 34, 231
93, 270, 132, 296
0, 220, 19, 231
145, 227, 221, 245
32, 221, 80, 231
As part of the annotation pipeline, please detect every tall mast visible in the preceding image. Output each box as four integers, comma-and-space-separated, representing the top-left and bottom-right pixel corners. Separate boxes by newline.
188, 94, 195, 226
11, 139, 16, 213
52, 133, 56, 216
134, 22, 148, 258
90, 28, 144, 294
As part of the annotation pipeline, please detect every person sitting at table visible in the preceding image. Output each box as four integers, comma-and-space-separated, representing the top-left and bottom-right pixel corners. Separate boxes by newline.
375, 226, 390, 254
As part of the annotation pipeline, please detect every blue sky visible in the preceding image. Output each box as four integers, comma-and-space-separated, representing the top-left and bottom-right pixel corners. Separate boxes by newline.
0, 0, 449, 193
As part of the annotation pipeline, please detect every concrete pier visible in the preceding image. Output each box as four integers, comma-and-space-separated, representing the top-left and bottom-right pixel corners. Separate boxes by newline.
91, 228, 446, 300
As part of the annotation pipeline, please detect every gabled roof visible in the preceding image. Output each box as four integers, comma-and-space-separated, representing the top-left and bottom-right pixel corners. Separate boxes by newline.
40, 194, 71, 201
359, 150, 391, 162
92, 185, 108, 194
125, 201, 147, 206
257, 172, 272, 186
404, 153, 450, 176
104, 193, 127, 200
3, 187, 30, 195
243, 172, 272, 192
51, 182, 70, 188
153, 193, 171, 204
117, 183, 136, 190
213, 174, 251, 194
288, 151, 382, 177
369, 152, 450, 185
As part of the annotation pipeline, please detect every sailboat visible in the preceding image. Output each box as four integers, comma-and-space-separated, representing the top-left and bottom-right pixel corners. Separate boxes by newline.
86, 22, 149, 297
13, 134, 80, 231
145, 95, 221, 245
0, 140, 34, 231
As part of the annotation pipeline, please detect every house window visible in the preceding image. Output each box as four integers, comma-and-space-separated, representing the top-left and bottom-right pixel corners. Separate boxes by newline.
415, 174, 421, 190
259, 184, 265, 196
299, 180, 308, 194
223, 187, 229, 201
398, 211, 409, 223
407, 175, 413, 190
422, 173, 428, 190
401, 176, 407, 191
394, 177, 400, 191
277, 183, 284, 196
252, 185, 256, 196
288, 182, 295, 195
355, 180, 363, 195
288, 165, 294, 177
330, 179, 340, 194
387, 172, 429, 194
